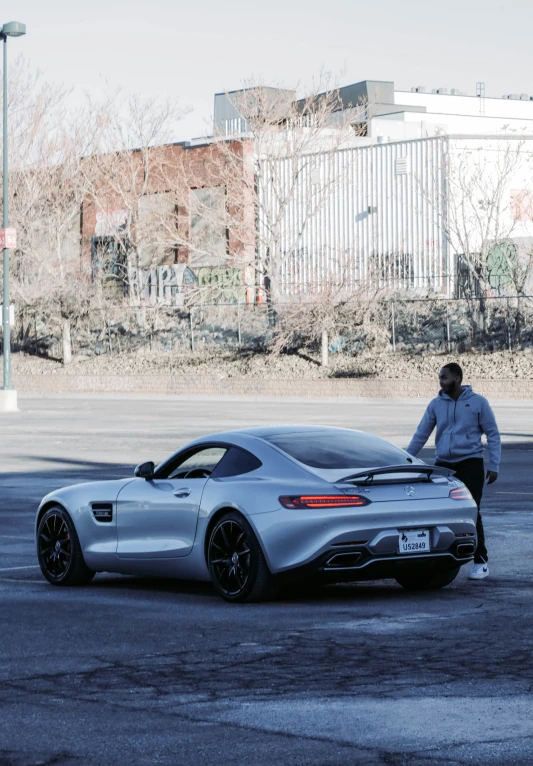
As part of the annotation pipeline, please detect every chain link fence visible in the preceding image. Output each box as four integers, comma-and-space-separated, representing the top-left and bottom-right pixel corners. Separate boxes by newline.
389, 295, 533, 353
11, 304, 274, 359
5, 295, 533, 359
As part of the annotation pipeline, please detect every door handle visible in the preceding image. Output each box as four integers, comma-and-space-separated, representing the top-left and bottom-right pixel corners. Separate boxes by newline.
174, 488, 191, 498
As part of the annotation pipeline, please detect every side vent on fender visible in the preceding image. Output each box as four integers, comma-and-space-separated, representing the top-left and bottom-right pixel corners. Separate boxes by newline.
92, 503, 113, 522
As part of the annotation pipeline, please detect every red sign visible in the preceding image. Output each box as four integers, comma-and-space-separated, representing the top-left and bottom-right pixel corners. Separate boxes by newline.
511, 190, 533, 222
0, 228, 16, 249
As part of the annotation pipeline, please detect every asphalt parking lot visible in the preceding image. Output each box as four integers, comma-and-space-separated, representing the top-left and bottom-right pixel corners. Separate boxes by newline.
1, 394, 533, 766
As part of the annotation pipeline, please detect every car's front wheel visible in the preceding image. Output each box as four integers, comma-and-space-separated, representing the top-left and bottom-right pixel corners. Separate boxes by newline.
37, 507, 95, 586
207, 512, 277, 602
395, 566, 460, 590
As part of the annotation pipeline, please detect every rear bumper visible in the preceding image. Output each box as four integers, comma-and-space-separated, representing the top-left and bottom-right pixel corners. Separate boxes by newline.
274, 538, 475, 585
251, 502, 478, 575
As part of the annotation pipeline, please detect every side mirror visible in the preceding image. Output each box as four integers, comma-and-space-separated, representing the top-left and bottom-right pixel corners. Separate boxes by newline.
134, 461, 155, 480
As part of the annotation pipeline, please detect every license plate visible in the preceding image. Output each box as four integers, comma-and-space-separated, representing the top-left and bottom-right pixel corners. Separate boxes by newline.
399, 529, 430, 554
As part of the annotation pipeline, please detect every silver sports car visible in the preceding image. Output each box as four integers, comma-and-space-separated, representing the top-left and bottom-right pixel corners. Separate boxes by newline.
36, 426, 478, 602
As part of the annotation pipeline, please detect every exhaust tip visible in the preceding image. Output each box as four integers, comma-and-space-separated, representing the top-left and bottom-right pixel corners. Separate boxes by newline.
326, 552, 362, 568
457, 542, 475, 557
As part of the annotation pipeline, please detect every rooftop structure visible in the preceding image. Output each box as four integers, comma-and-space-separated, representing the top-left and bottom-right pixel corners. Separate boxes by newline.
214, 79, 533, 143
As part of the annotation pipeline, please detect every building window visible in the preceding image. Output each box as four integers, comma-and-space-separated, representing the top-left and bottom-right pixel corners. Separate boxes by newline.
137, 192, 178, 269
189, 186, 228, 266
91, 237, 129, 296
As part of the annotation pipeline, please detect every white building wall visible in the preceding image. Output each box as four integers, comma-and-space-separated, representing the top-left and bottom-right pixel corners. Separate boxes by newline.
259, 135, 533, 299
397, 91, 533, 120
258, 137, 448, 298
372, 112, 533, 139
367, 90, 533, 140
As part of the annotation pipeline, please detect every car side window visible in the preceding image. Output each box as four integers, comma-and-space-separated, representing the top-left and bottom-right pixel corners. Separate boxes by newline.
166, 447, 227, 479
210, 447, 262, 478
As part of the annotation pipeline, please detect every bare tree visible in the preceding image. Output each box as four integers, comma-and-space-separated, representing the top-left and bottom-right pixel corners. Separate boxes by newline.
208, 74, 370, 307
269, 270, 384, 365
452, 140, 533, 345
83, 75, 372, 316
138, 137, 255, 307
3, 60, 381, 364
443, 139, 533, 298
0, 58, 107, 363
413, 137, 533, 346
10, 111, 104, 363
84, 91, 189, 305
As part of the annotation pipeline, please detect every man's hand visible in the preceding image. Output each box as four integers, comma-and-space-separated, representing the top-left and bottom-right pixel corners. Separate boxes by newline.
486, 470, 498, 485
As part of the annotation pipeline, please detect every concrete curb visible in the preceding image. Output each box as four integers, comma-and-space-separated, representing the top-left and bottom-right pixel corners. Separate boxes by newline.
12, 374, 533, 399
0, 389, 18, 412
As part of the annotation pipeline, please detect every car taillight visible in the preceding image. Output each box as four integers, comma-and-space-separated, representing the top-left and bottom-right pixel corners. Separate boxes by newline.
449, 487, 473, 500
279, 495, 370, 509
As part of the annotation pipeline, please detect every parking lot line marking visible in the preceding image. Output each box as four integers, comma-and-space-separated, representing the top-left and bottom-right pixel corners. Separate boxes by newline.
0, 565, 40, 572
0, 535, 34, 540
495, 491, 532, 495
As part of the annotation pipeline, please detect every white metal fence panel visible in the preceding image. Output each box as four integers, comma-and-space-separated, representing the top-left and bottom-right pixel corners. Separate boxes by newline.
258, 136, 448, 297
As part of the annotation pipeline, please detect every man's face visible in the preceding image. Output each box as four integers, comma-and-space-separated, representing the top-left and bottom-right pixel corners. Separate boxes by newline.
439, 367, 460, 393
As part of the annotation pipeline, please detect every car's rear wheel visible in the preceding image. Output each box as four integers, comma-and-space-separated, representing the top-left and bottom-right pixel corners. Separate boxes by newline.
395, 566, 460, 590
207, 512, 277, 602
37, 506, 95, 586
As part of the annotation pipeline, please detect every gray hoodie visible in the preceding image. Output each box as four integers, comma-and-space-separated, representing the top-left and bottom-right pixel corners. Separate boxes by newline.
406, 385, 501, 472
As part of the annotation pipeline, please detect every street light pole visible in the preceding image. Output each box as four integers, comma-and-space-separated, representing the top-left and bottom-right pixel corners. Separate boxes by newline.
2, 32, 11, 391
0, 21, 26, 413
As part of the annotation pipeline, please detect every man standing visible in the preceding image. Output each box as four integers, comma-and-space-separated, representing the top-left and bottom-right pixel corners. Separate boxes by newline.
406, 362, 501, 580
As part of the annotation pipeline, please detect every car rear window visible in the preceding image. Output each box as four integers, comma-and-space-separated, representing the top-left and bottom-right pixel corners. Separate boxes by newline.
262, 431, 409, 469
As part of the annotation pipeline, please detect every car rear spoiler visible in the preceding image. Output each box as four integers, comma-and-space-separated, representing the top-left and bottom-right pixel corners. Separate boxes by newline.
339, 464, 454, 485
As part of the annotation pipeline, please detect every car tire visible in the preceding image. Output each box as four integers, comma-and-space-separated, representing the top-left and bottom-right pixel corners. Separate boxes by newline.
37, 506, 95, 586
395, 566, 460, 590
207, 511, 277, 603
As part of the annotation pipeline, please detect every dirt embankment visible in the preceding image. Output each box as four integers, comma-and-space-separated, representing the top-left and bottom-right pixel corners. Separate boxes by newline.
9, 348, 533, 381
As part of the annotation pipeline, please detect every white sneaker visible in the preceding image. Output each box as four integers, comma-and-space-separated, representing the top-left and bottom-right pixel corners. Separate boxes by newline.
469, 562, 489, 580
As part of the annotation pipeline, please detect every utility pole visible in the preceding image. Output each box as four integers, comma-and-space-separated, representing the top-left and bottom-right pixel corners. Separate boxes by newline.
0, 21, 26, 413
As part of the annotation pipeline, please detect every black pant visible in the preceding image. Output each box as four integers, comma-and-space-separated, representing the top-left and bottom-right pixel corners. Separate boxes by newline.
436, 457, 488, 564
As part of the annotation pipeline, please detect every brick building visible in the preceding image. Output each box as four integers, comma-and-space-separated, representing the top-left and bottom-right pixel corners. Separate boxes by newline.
80, 138, 255, 304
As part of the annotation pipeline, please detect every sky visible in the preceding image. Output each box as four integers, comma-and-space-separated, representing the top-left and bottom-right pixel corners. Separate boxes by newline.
2, 0, 532, 142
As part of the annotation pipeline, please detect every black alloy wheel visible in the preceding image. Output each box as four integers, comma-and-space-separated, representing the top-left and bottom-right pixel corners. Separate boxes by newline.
37, 506, 95, 586
207, 512, 276, 603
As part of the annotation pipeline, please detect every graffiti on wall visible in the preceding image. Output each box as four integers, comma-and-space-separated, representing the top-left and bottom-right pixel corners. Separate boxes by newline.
196, 266, 243, 299
128, 264, 245, 304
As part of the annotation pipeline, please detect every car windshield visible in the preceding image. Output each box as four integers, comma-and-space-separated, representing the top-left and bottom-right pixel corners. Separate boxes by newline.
261, 430, 409, 470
